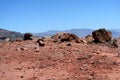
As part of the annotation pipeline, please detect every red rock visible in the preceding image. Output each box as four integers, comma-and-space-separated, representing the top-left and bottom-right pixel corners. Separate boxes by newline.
92, 28, 112, 43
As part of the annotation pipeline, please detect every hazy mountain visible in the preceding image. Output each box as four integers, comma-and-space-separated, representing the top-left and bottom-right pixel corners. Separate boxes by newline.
33, 29, 94, 37
33, 30, 61, 37
33, 29, 120, 38
65, 29, 93, 37
110, 29, 120, 38
0, 28, 23, 41
34, 29, 93, 37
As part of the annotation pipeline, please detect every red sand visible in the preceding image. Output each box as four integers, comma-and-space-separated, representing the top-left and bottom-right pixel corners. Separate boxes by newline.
0, 40, 120, 80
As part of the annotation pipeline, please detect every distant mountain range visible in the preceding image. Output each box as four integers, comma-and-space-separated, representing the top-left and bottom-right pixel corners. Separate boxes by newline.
33, 29, 120, 38
0, 28, 23, 41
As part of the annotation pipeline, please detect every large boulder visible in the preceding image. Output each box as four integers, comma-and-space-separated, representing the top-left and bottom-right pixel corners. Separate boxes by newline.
92, 28, 112, 43
52, 32, 80, 43
23, 33, 33, 40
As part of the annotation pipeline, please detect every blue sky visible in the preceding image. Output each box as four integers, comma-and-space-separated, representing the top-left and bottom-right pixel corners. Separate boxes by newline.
0, 0, 120, 33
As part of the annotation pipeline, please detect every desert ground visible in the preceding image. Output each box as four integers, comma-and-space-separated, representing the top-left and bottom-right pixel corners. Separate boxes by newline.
0, 37, 120, 80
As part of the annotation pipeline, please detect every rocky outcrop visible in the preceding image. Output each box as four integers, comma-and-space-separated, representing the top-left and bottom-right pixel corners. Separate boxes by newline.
23, 33, 33, 40
92, 28, 118, 48
92, 28, 112, 43
52, 32, 80, 43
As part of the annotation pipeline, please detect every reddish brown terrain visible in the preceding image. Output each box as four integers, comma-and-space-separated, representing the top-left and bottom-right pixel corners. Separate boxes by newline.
0, 38, 120, 80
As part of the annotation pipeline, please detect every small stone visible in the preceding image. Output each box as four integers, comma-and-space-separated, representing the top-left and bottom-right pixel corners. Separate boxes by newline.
37, 39, 45, 46
20, 76, 24, 78
20, 47, 27, 51
92, 51, 101, 54
66, 43, 71, 46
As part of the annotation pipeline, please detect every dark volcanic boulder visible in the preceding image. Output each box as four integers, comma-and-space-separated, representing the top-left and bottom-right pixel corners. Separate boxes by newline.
52, 32, 80, 43
23, 33, 33, 40
37, 39, 45, 46
92, 28, 112, 43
